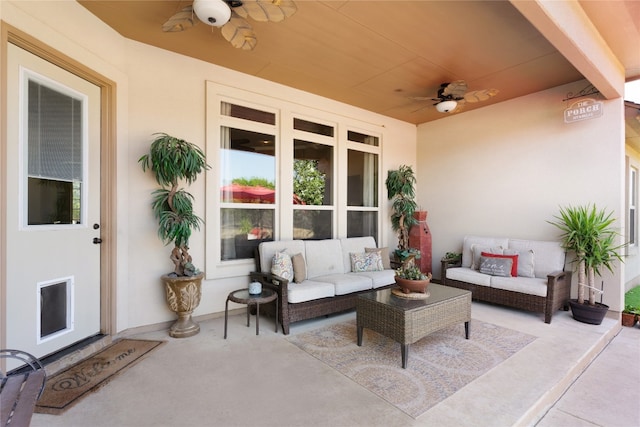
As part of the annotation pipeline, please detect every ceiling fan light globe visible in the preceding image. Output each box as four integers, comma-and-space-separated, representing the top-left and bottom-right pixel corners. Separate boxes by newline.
436, 100, 457, 113
193, 0, 232, 27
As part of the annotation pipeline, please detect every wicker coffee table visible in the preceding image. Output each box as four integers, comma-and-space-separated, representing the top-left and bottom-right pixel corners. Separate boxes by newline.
356, 284, 472, 368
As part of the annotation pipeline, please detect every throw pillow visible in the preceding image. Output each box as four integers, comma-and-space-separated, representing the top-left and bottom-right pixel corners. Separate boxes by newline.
291, 253, 306, 283
504, 248, 535, 278
350, 252, 384, 272
471, 245, 504, 270
271, 251, 294, 281
479, 256, 513, 277
365, 247, 391, 269
482, 251, 518, 277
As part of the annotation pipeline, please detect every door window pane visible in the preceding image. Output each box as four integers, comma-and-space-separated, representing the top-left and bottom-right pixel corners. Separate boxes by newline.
221, 208, 274, 260
348, 130, 379, 147
293, 139, 333, 205
294, 210, 332, 240
220, 127, 276, 204
347, 211, 378, 238
221, 101, 276, 125
347, 150, 378, 207
27, 80, 83, 225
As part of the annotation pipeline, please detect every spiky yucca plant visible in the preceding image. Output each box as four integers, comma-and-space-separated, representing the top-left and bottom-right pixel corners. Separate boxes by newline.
139, 133, 210, 276
548, 204, 624, 305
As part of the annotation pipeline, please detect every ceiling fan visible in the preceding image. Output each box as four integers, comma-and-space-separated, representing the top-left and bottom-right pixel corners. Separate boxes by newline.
162, 0, 297, 51
412, 80, 499, 113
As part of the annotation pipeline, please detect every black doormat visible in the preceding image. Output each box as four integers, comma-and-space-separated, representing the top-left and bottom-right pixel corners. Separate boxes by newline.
35, 339, 164, 415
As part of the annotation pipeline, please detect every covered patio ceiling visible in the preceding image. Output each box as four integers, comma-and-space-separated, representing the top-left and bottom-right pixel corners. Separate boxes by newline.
79, 0, 639, 125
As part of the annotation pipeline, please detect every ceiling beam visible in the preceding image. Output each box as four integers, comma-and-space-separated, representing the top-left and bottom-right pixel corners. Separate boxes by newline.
511, 0, 624, 99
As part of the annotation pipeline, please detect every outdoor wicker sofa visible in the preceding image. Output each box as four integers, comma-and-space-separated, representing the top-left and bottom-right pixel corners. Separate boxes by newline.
441, 235, 572, 323
249, 236, 396, 334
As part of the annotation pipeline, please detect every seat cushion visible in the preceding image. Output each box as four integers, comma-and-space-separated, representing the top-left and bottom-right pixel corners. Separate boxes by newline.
258, 240, 305, 273
304, 239, 345, 278
288, 280, 336, 303
490, 276, 548, 297
462, 236, 509, 268
339, 237, 377, 272
446, 267, 492, 287
313, 274, 373, 295
354, 269, 396, 288
508, 239, 565, 279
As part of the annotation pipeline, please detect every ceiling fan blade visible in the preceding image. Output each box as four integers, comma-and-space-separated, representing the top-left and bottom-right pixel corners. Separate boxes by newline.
442, 80, 468, 99
234, 0, 297, 22
221, 15, 258, 50
409, 96, 442, 102
464, 88, 499, 103
162, 6, 196, 32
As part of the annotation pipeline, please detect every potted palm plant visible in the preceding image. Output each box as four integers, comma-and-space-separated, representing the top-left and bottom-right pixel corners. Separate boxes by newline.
139, 133, 210, 338
548, 204, 625, 325
386, 165, 419, 262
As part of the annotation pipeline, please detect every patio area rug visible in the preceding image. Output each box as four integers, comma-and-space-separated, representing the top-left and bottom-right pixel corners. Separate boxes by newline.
288, 319, 535, 418
35, 339, 164, 415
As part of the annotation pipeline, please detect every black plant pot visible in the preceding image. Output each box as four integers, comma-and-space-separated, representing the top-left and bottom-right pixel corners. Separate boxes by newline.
569, 299, 609, 325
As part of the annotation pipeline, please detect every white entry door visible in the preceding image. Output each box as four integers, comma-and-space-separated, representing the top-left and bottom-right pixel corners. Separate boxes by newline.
5, 43, 102, 358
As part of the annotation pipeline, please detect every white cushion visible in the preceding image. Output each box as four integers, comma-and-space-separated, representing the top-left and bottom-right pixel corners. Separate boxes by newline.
350, 252, 384, 272
287, 280, 336, 303
258, 240, 305, 273
354, 270, 396, 288
313, 274, 373, 295
446, 267, 492, 287
508, 239, 565, 279
340, 237, 377, 272
304, 239, 345, 278
462, 236, 509, 268
490, 276, 548, 297
271, 251, 294, 281
504, 248, 535, 278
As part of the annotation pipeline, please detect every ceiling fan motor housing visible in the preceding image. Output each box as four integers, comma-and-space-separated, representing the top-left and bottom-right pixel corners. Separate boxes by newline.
194, 0, 232, 27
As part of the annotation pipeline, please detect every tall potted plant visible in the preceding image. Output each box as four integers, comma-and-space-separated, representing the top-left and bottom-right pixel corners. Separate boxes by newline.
139, 133, 210, 338
548, 204, 625, 325
385, 165, 419, 260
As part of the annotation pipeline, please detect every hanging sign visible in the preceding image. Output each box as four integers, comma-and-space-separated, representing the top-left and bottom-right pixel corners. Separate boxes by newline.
564, 98, 603, 123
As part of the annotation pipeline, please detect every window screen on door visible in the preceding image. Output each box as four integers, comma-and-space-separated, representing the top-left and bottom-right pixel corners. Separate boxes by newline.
27, 79, 83, 225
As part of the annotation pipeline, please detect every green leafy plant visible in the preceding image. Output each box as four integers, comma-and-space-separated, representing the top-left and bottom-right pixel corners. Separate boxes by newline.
385, 165, 418, 251
139, 133, 210, 277
623, 304, 639, 315
444, 252, 462, 261
548, 204, 625, 305
395, 265, 429, 281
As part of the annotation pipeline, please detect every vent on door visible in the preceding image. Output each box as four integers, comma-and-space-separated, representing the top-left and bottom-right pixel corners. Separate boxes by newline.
38, 277, 74, 342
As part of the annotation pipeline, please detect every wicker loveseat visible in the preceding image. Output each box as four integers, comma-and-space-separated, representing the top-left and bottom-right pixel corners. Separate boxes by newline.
441, 235, 572, 323
250, 236, 395, 334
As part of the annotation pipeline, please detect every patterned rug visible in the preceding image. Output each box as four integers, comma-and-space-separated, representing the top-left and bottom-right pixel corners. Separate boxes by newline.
288, 319, 536, 418
35, 339, 164, 415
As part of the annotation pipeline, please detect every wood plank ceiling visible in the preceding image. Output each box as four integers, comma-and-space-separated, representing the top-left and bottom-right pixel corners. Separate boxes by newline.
79, 0, 639, 125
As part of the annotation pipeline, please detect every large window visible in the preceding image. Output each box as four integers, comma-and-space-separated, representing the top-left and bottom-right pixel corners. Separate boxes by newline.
292, 117, 336, 240
219, 103, 277, 261
207, 84, 384, 271
347, 132, 379, 238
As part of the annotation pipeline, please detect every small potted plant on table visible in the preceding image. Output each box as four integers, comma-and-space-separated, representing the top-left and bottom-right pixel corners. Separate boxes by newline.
139, 133, 210, 338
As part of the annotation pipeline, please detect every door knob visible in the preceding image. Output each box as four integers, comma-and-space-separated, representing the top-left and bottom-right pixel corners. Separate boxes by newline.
93, 238, 102, 244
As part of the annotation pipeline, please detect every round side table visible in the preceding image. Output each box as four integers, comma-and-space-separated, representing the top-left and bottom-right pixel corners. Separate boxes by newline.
224, 288, 278, 338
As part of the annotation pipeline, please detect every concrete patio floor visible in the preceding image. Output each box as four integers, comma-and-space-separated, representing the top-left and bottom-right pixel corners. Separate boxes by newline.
30, 301, 639, 427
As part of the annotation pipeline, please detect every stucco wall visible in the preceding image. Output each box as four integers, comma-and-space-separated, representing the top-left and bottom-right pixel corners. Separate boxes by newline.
416, 82, 627, 311
2, 1, 417, 332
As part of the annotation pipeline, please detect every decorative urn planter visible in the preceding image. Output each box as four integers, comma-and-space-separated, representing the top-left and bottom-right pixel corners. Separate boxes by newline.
394, 275, 431, 294
162, 272, 204, 338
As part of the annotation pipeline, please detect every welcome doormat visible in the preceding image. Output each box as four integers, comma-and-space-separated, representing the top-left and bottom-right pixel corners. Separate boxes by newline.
288, 320, 535, 418
35, 339, 164, 415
